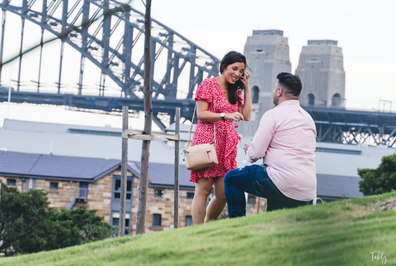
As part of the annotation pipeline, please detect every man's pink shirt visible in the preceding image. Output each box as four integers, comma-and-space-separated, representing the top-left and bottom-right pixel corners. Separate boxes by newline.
246, 100, 317, 201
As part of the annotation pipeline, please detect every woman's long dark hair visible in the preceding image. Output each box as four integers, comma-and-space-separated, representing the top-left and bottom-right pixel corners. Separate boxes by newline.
220, 51, 247, 105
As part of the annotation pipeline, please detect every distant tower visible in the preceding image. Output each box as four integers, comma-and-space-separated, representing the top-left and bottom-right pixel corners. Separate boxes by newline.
296, 40, 345, 108
237, 30, 291, 137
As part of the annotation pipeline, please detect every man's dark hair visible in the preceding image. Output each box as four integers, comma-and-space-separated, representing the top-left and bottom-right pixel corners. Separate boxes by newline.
276, 72, 302, 96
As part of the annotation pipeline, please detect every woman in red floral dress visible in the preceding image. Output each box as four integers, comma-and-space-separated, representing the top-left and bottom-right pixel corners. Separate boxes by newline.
190, 51, 252, 224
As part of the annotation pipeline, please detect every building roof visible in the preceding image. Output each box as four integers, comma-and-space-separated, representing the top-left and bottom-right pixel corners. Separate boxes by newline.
317, 174, 363, 199
133, 161, 193, 190
0, 151, 192, 188
0, 151, 139, 181
0, 151, 365, 198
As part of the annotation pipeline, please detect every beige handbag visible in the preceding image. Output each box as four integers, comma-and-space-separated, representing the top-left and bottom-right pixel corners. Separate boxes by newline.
184, 80, 218, 171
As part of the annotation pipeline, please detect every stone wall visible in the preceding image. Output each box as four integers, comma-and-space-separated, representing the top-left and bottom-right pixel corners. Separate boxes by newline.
0, 176, 23, 191
35, 179, 80, 209
74, 171, 115, 223
0, 173, 115, 223
130, 173, 140, 233
142, 187, 194, 233
136, 187, 265, 233
246, 194, 267, 215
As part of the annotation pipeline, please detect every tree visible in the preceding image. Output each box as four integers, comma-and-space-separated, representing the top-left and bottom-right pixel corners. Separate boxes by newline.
358, 154, 396, 196
0, 183, 52, 256
47, 208, 112, 248
136, 0, 152, 235
0, 182, 112, 256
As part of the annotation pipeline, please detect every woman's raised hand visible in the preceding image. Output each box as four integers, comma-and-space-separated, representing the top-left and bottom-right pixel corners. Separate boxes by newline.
225, 112, 244, 122
241, 71, 251, 90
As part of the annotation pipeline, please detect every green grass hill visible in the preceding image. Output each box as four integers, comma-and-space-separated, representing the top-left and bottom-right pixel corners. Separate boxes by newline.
2, 192, 396, 266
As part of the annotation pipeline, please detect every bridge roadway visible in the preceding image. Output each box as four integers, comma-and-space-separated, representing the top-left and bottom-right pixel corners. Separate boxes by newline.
1, 89, 396, 148
304, 106, 396, 147
0, 89, 196, 129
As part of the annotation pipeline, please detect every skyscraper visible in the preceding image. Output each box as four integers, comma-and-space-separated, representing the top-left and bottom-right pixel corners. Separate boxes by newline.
296, 40, 345, 108
238, 30, 291, 137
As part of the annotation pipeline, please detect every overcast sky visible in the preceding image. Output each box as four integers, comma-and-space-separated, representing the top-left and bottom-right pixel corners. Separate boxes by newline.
1, 0, 395, 128
137, 0, 396, 110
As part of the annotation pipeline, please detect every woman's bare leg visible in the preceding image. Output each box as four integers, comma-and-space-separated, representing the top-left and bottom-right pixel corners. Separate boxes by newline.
205, 176, 226, 222
191, 177, 214, 225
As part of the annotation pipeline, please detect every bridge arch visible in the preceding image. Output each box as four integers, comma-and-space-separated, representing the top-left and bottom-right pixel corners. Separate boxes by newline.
0, 0, 220, 128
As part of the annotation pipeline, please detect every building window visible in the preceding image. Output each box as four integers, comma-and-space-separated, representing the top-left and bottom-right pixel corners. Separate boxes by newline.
114, 179, 121, 198
68, 128, 121, 137
154, 190, 164, 198
79, 182, 89, 200
187, 192, 194, 199
112, 212, 131, 235
308, 94, 315, 106
247, 194, 256, 205
153, 214, 162, 227
185, 215, 193, 227
112, 212, 130, 227
7, 179, 16, 187
50, 182, 58, 190
252, 86, 260, 104
113, 178, 133, 200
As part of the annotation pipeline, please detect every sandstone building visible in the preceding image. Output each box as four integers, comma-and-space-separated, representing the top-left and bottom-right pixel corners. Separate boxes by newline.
0, 151, 265, 234
295, 40, 346, 108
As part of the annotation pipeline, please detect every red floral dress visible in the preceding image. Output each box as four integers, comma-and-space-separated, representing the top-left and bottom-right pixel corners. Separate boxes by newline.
189, 77, 242, 183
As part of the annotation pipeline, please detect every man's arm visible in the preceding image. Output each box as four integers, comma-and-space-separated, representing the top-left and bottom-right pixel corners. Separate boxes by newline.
246, 111, 275, 163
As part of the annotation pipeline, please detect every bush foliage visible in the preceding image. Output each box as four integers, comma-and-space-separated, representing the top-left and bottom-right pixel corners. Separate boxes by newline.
0, 182, 112, 256
358, 153, 396, 195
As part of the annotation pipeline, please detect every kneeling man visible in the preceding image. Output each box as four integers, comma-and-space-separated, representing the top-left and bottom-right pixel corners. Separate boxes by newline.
224, 72, 317, 217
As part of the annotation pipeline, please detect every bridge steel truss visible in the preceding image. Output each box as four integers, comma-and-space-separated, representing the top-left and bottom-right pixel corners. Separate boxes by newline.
1, 0, 395, 149
0, 0, 219, 129
304, 106, 396, 148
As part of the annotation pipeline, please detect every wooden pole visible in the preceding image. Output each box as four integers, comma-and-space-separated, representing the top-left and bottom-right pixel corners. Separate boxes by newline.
119, 106, 128, 236
174, 108, 180, 228
257, 197, 260, 214
136, 0, 152, 235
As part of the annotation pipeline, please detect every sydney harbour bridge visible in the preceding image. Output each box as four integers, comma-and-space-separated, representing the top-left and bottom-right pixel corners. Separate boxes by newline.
0, 0, 396, 148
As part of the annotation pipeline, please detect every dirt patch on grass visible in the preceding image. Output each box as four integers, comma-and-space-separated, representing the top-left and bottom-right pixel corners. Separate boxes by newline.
374, 197, 396, 212
340, 196, 396, 219
249, 197, 396, 231
251, 218, 290, 231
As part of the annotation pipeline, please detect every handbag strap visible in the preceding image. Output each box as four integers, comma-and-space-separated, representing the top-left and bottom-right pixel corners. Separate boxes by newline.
187, 79, 217, 147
